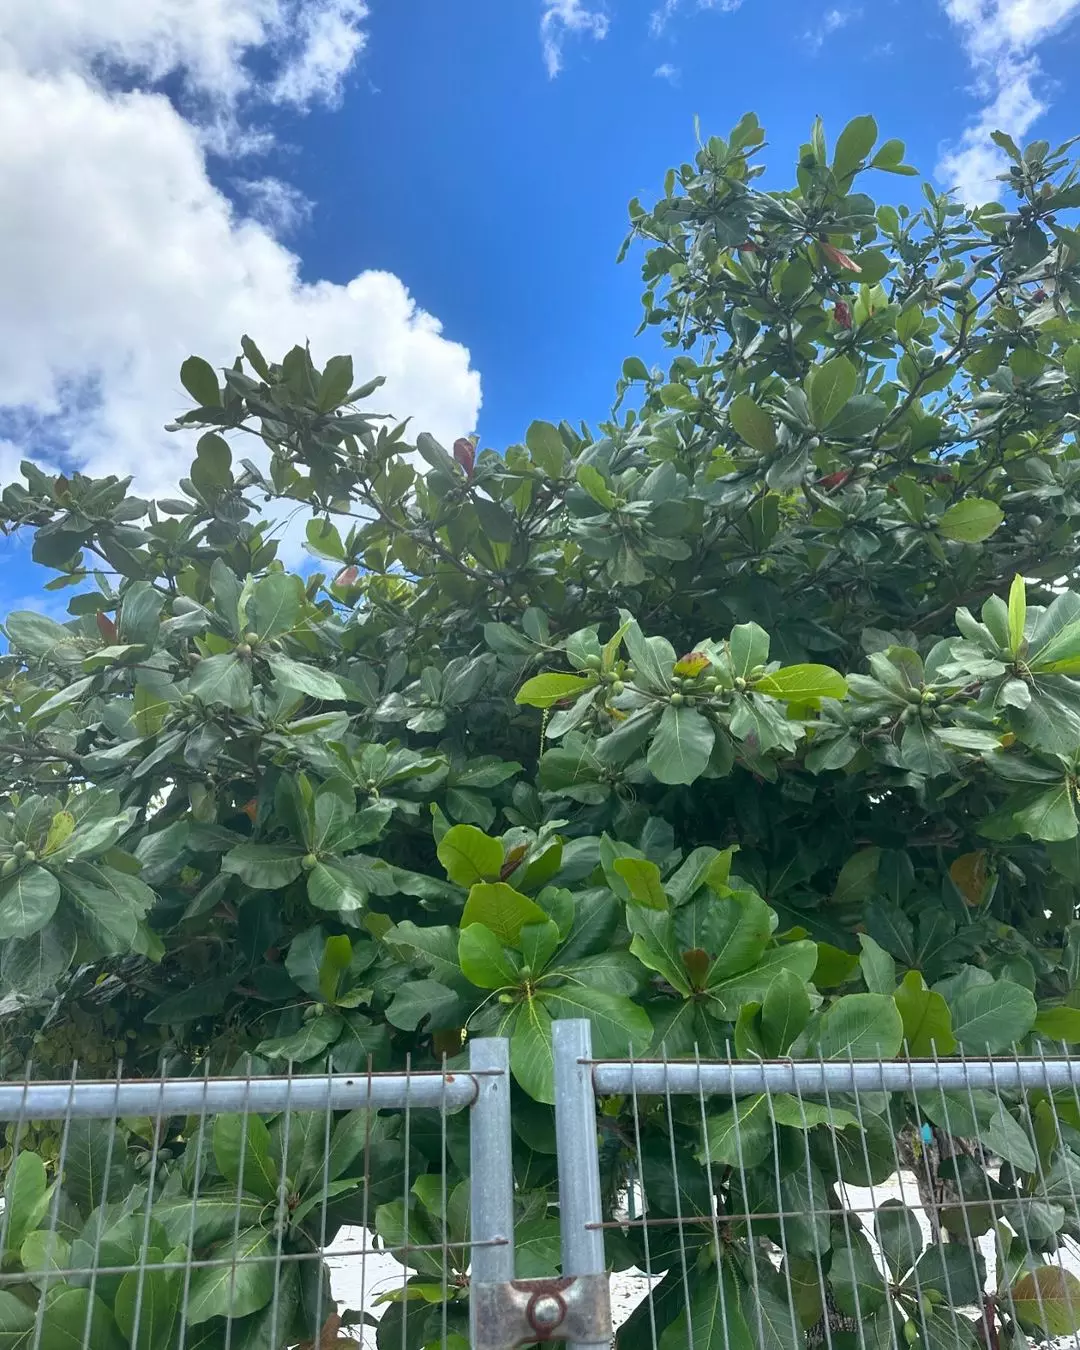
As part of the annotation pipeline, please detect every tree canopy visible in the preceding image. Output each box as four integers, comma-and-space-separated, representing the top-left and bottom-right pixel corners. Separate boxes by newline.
3, 111, 1080, 1350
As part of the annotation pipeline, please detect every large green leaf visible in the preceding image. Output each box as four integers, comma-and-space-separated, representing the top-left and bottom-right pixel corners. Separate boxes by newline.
460, 883, 548, 946
807, 356, 857, 429
950, 979, 1036, 1051
815, 992, 904, 1059
515, 672, 596, 708
185, 1227, 276, 1324
729, 394, 777, 453
458, 924, 520, 988
222, 843, 304, 889
705, 942, 818, 1019
756, 664, 847, 701
437, 824, 502, 887
659, 1261, 754, 1350
0, 866, 60, 939
938, 498, 1005, 543
893, 969, 956, 1055
38, 1287, 126, 1350
187, 652, 252, 710
212, 1113, 280, 1201
113, 1260, 180, 1350
647, 704, 715, 785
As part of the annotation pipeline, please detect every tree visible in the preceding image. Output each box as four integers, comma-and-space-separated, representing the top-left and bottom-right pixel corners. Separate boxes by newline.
1, 111, 1080, 1348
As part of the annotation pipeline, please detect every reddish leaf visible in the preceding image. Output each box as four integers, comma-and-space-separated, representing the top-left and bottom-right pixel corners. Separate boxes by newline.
737, 241, 760, 253
681, 948, 711, 989
96, 612, 118, 642
834, 300, 853, 329
817, 470, 852, 493
499, 845, 528, 882
673, 651, 712, 679
334, 566, 360, 587
453, 437, 476, 476
820, 241, 862, 273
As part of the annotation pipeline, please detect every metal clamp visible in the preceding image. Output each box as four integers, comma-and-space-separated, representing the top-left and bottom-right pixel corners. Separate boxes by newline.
470, 1274, 612, 1350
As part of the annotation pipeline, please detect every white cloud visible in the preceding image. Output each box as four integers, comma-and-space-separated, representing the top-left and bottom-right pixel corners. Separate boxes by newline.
0, 3, 482, 521
234, 176, 313, 234
540, 0, 610, 77
653, 62, 681, 82
804, 7, 858, 54
649, 0, 742, 38
938, 0, 1080, 200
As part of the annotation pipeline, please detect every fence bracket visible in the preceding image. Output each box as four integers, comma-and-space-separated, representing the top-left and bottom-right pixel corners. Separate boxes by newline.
470, 1274, 612, 1350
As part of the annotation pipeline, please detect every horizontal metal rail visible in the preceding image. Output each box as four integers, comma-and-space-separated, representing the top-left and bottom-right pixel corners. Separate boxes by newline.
590, 1056, 1080, 1098
0, 1070, 479, 1120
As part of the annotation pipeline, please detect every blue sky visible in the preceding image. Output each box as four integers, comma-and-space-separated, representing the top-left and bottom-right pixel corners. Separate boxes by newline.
0, 0, 1078, 611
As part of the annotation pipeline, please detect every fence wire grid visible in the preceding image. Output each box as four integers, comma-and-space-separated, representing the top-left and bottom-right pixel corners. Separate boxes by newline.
3, 1028, 1080, 1350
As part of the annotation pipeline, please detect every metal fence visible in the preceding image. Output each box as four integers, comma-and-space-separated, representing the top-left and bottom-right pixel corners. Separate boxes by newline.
4, 1024, 1080, 1350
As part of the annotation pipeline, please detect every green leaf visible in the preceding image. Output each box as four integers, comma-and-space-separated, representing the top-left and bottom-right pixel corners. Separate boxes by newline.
266, 653, 350, 701
222, 843, 304, 890
249, 572, 302, 641
459, 924, 520, 989
729, 622, 770, 679
6, 611, 83, 661
212, 1113, 280, 1201
893, 969, 957, 1055
806, 356, 858, 429
612, 857, 668, 909
187, 652, 252, 710
875, 1200, 923, 1279
38, 1287, 126, 1350
939, 498, 1005, 543
1008, 575, 1027, 654
526, 420, 566, 475
1034, 1006, 1080, 1042
0, 1290, 35, 1345
385, 979, 462, 1031
913, 1243, 985, 1306
761, 968, 812, 1055
318, 354, 354, 411
461, 883, 548, 947
307, 857, 387, 917
438, 824, 503, 887
647, 704, 715, 785
510, 999, 555, 1101
1012, 1266, 1080, 1336
985, 1104, 1037, 1173
833, 114, 878, 177
185, 1228, 276, 1324
659, 1261, 753, 1350
114, 1260, 180, 1350
756, 663, 847, 701
515, 672, 596, 708
729, 394, 777, 453
699, 1094, 772, 1168
179, 355, 221, 406
3, 1150, 47, 1252
815, 992, 904, 1059
830, 1234, 888, 1316
706, 941, 819, 1019
0, 866, 60, 939
859, 934, 896, 994
950, 979, 1036, 1051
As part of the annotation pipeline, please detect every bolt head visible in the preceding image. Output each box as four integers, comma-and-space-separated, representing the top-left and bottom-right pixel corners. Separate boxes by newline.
529, 1294, 565, 1331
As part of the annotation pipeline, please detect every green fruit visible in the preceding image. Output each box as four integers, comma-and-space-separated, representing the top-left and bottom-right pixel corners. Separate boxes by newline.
236, 643, 252, 659
12, 841, 26, 857
670, 692, 685, 707
1, 858, 17, 878
244, 630, 259, 645
904, 1323, 919, 1346
23, 850, 35, 863
585, 655, 602, 671
301, 853, 318, 871
611, 680, 625, 695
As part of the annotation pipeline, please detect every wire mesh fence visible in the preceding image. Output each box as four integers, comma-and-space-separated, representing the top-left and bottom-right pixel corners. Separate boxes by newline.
0, 1059, 487, 1350
591, 1046, 1080, 1350
6, 1026, 1080, 1350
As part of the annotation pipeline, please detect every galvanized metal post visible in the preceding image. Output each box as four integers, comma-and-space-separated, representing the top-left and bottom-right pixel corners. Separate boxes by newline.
469, 1035, 516, 1348
552, 1019, 611, 1350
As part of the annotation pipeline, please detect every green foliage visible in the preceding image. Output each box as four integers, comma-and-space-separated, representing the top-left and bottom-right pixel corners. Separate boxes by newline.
1, 111, 1080, 1347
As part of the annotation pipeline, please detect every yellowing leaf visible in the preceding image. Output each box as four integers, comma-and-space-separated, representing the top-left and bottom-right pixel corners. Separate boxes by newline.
1008, 574, 1027, 655
673, 651, 712, 679
939, 498, 1004, 543
515, 672, 597, 709
1012, 1266, 1080, 1336
756, 663, 847, 702
949, 851, 988, 906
